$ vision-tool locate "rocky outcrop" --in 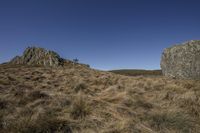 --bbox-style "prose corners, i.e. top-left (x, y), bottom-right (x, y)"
top-left (161, 40), bottom-right (200, 79)
top-left (10, 47), bottom-right (64, 67)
